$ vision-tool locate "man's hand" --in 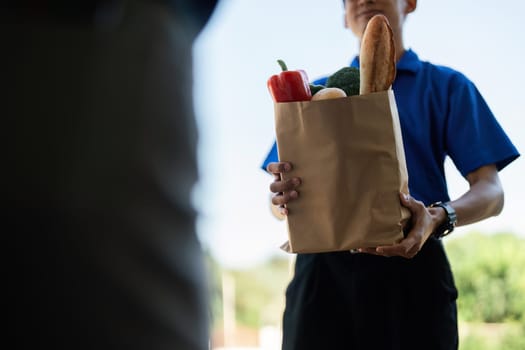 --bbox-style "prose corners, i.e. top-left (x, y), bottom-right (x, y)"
top-left (266, 161), bottom-right (301, 216)
top-left (359, 193), bottom-right (445, 259)
top-left (359, 164), bottom-right (503, 258)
